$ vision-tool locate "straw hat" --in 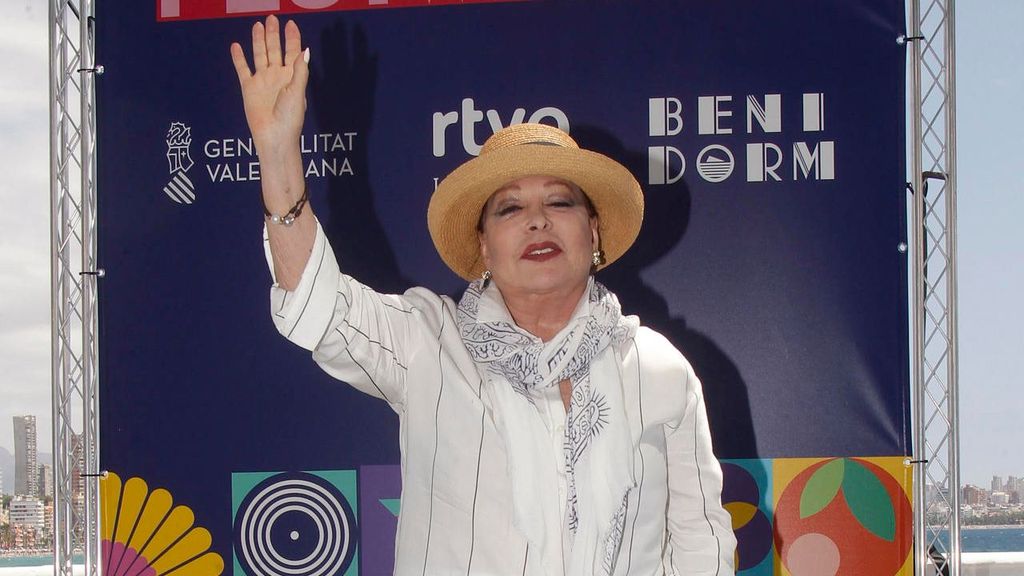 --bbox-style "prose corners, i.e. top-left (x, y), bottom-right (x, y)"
top-left (427, 123), bottom-right (644, 281)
